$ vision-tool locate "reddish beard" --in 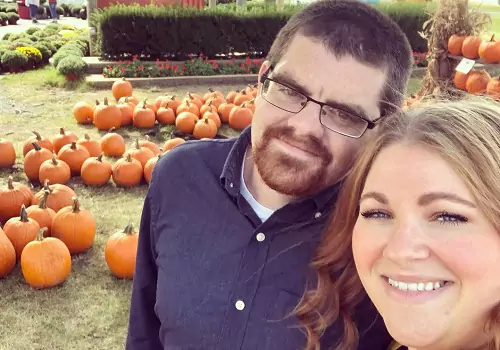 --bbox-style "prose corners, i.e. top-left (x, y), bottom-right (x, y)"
top-left (252, 125), bottom-right (333, 197)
